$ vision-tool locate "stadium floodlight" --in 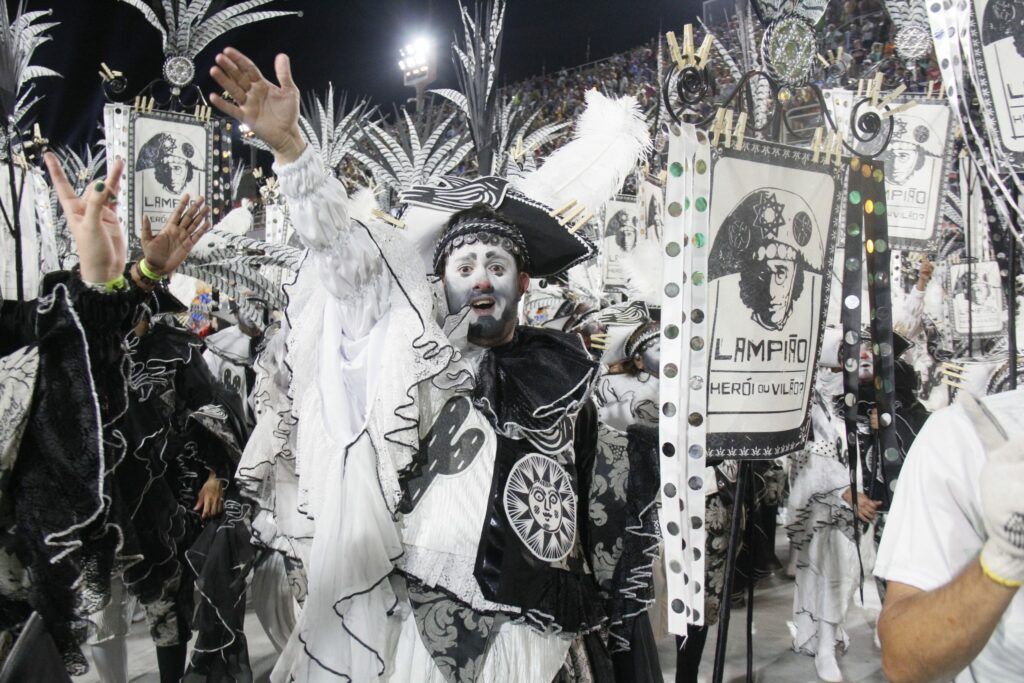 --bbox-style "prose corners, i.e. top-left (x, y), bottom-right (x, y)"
top-left (398, 34), bottom-right (437, 105)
